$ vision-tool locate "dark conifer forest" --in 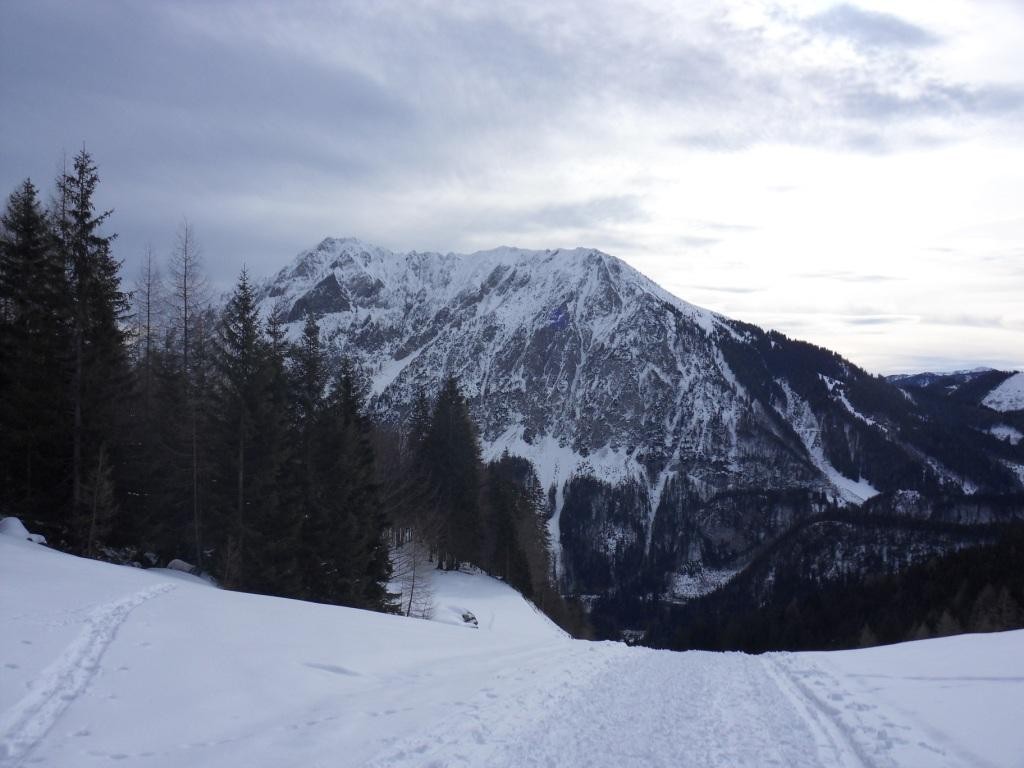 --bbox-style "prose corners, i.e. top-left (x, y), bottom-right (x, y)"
top-left (0, 152), bottom-right (583, 632)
